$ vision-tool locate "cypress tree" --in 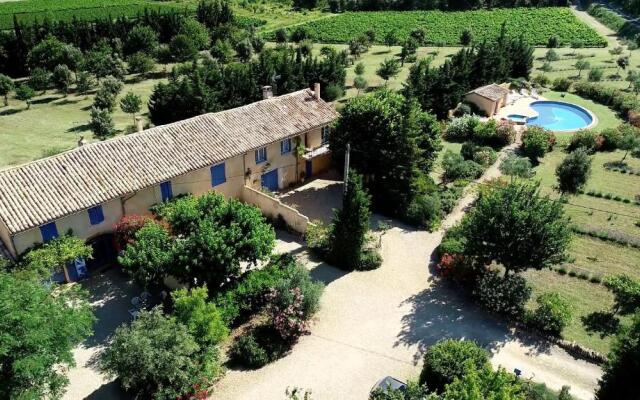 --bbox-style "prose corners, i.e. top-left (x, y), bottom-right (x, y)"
top-left (329, 172), bottom-right (371, 270)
